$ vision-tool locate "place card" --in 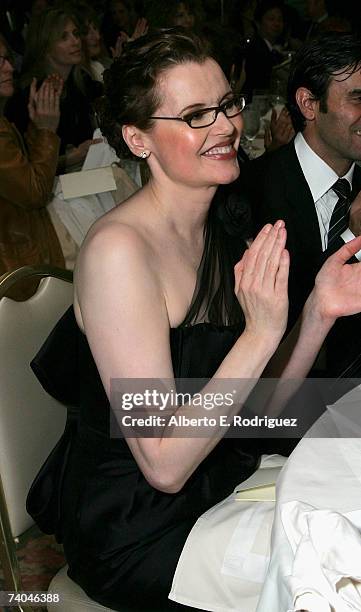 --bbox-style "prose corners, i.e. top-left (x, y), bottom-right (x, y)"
top-left (59, 166), bottom-right (116, 200)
